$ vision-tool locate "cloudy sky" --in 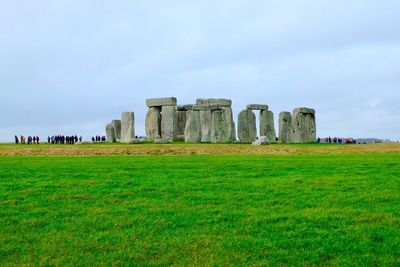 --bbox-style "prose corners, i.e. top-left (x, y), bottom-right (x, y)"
top-left (1, 1), bottom-right (399, 142)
